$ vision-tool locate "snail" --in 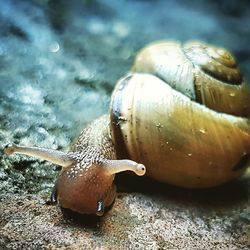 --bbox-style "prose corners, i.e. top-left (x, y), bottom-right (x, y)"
top-left (4, 40), bottom-right (250, 216)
